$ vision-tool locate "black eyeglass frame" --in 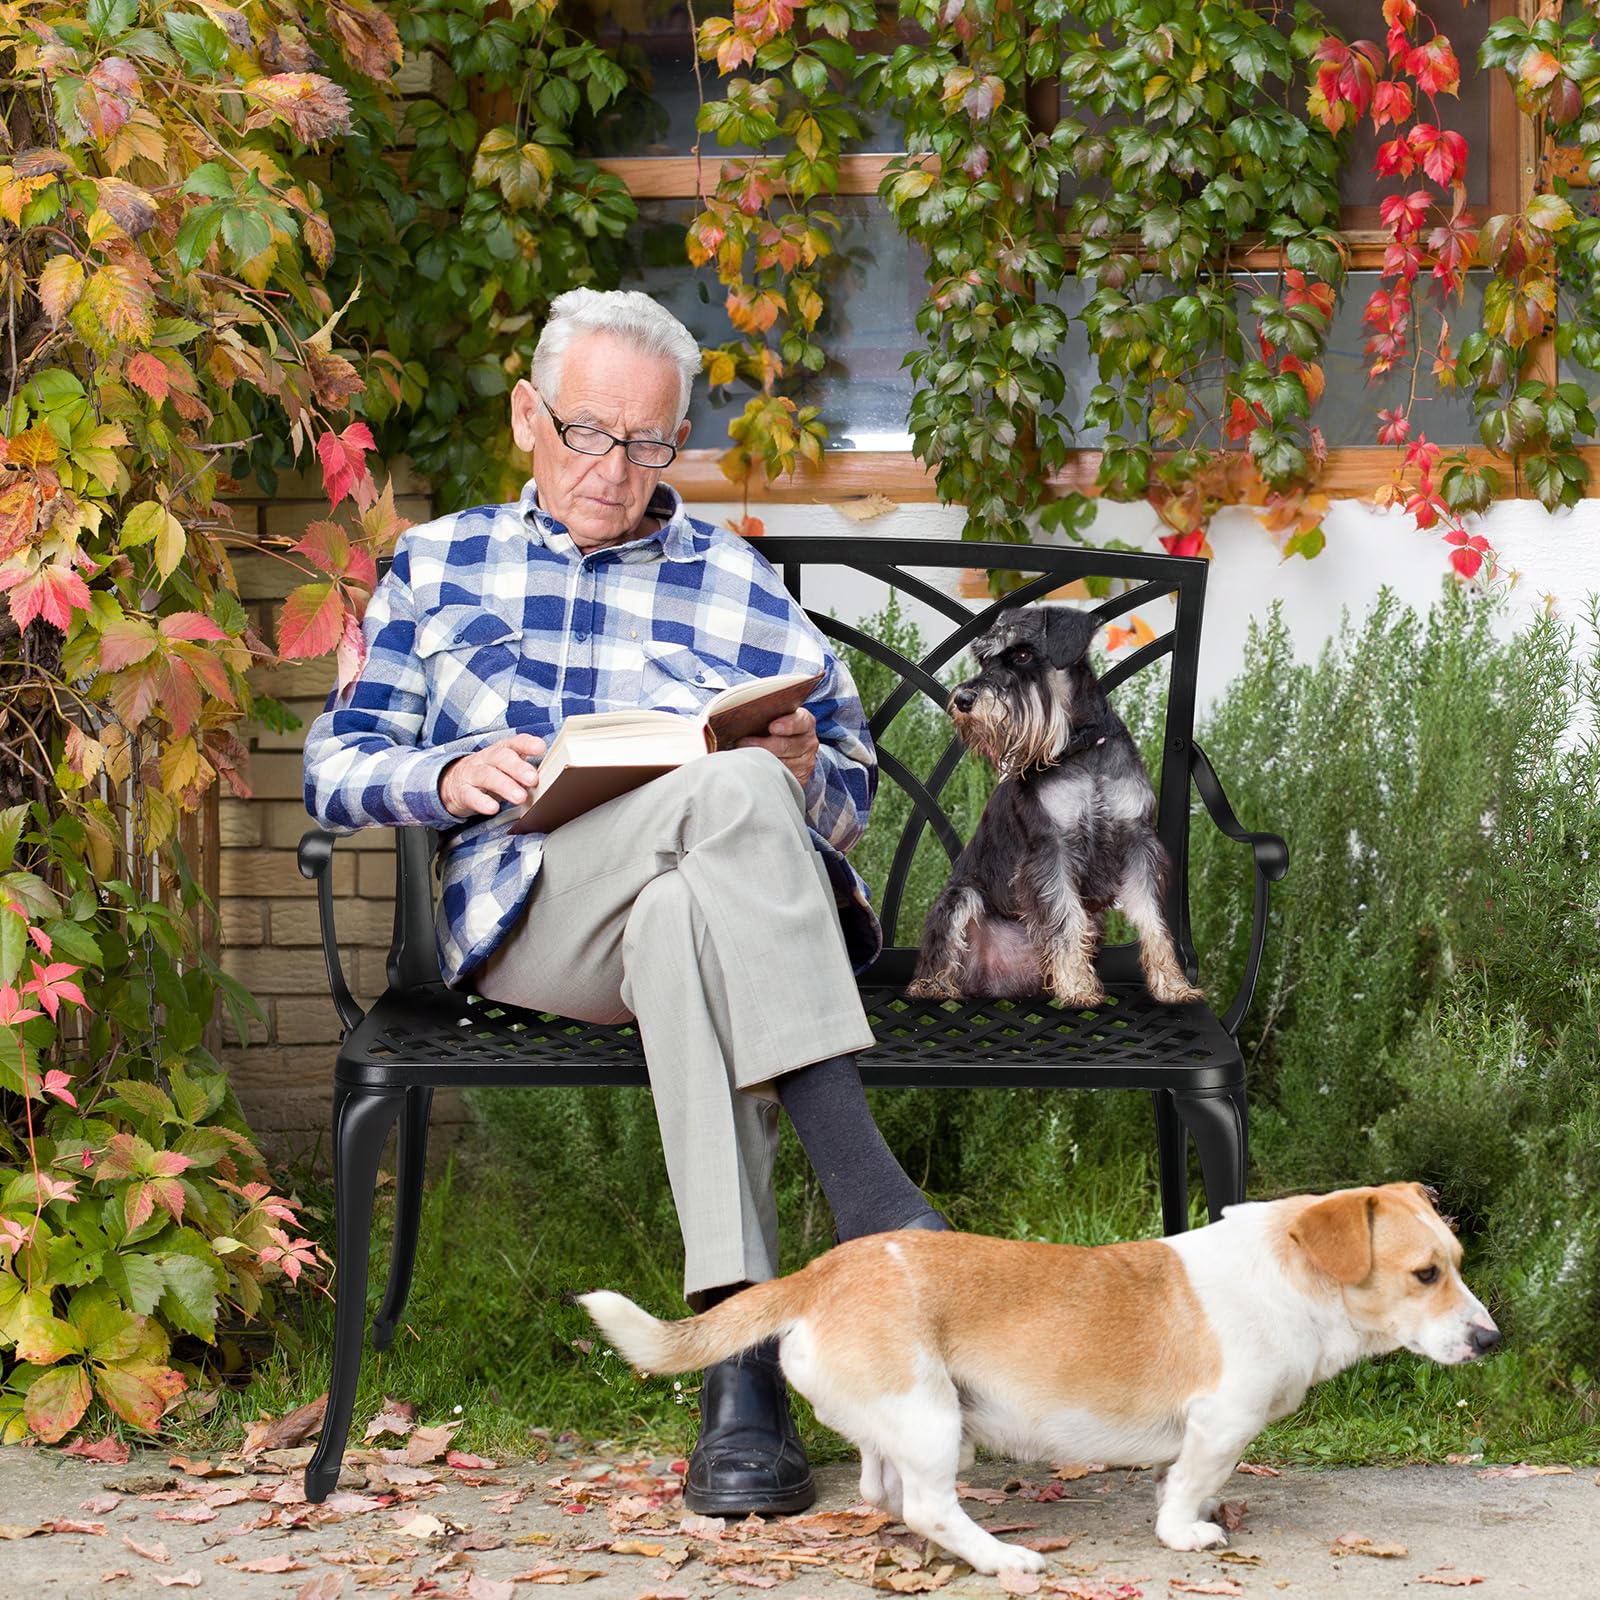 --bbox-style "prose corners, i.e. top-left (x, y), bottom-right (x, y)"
top-left (540, 396), bottom-right (680, 469)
